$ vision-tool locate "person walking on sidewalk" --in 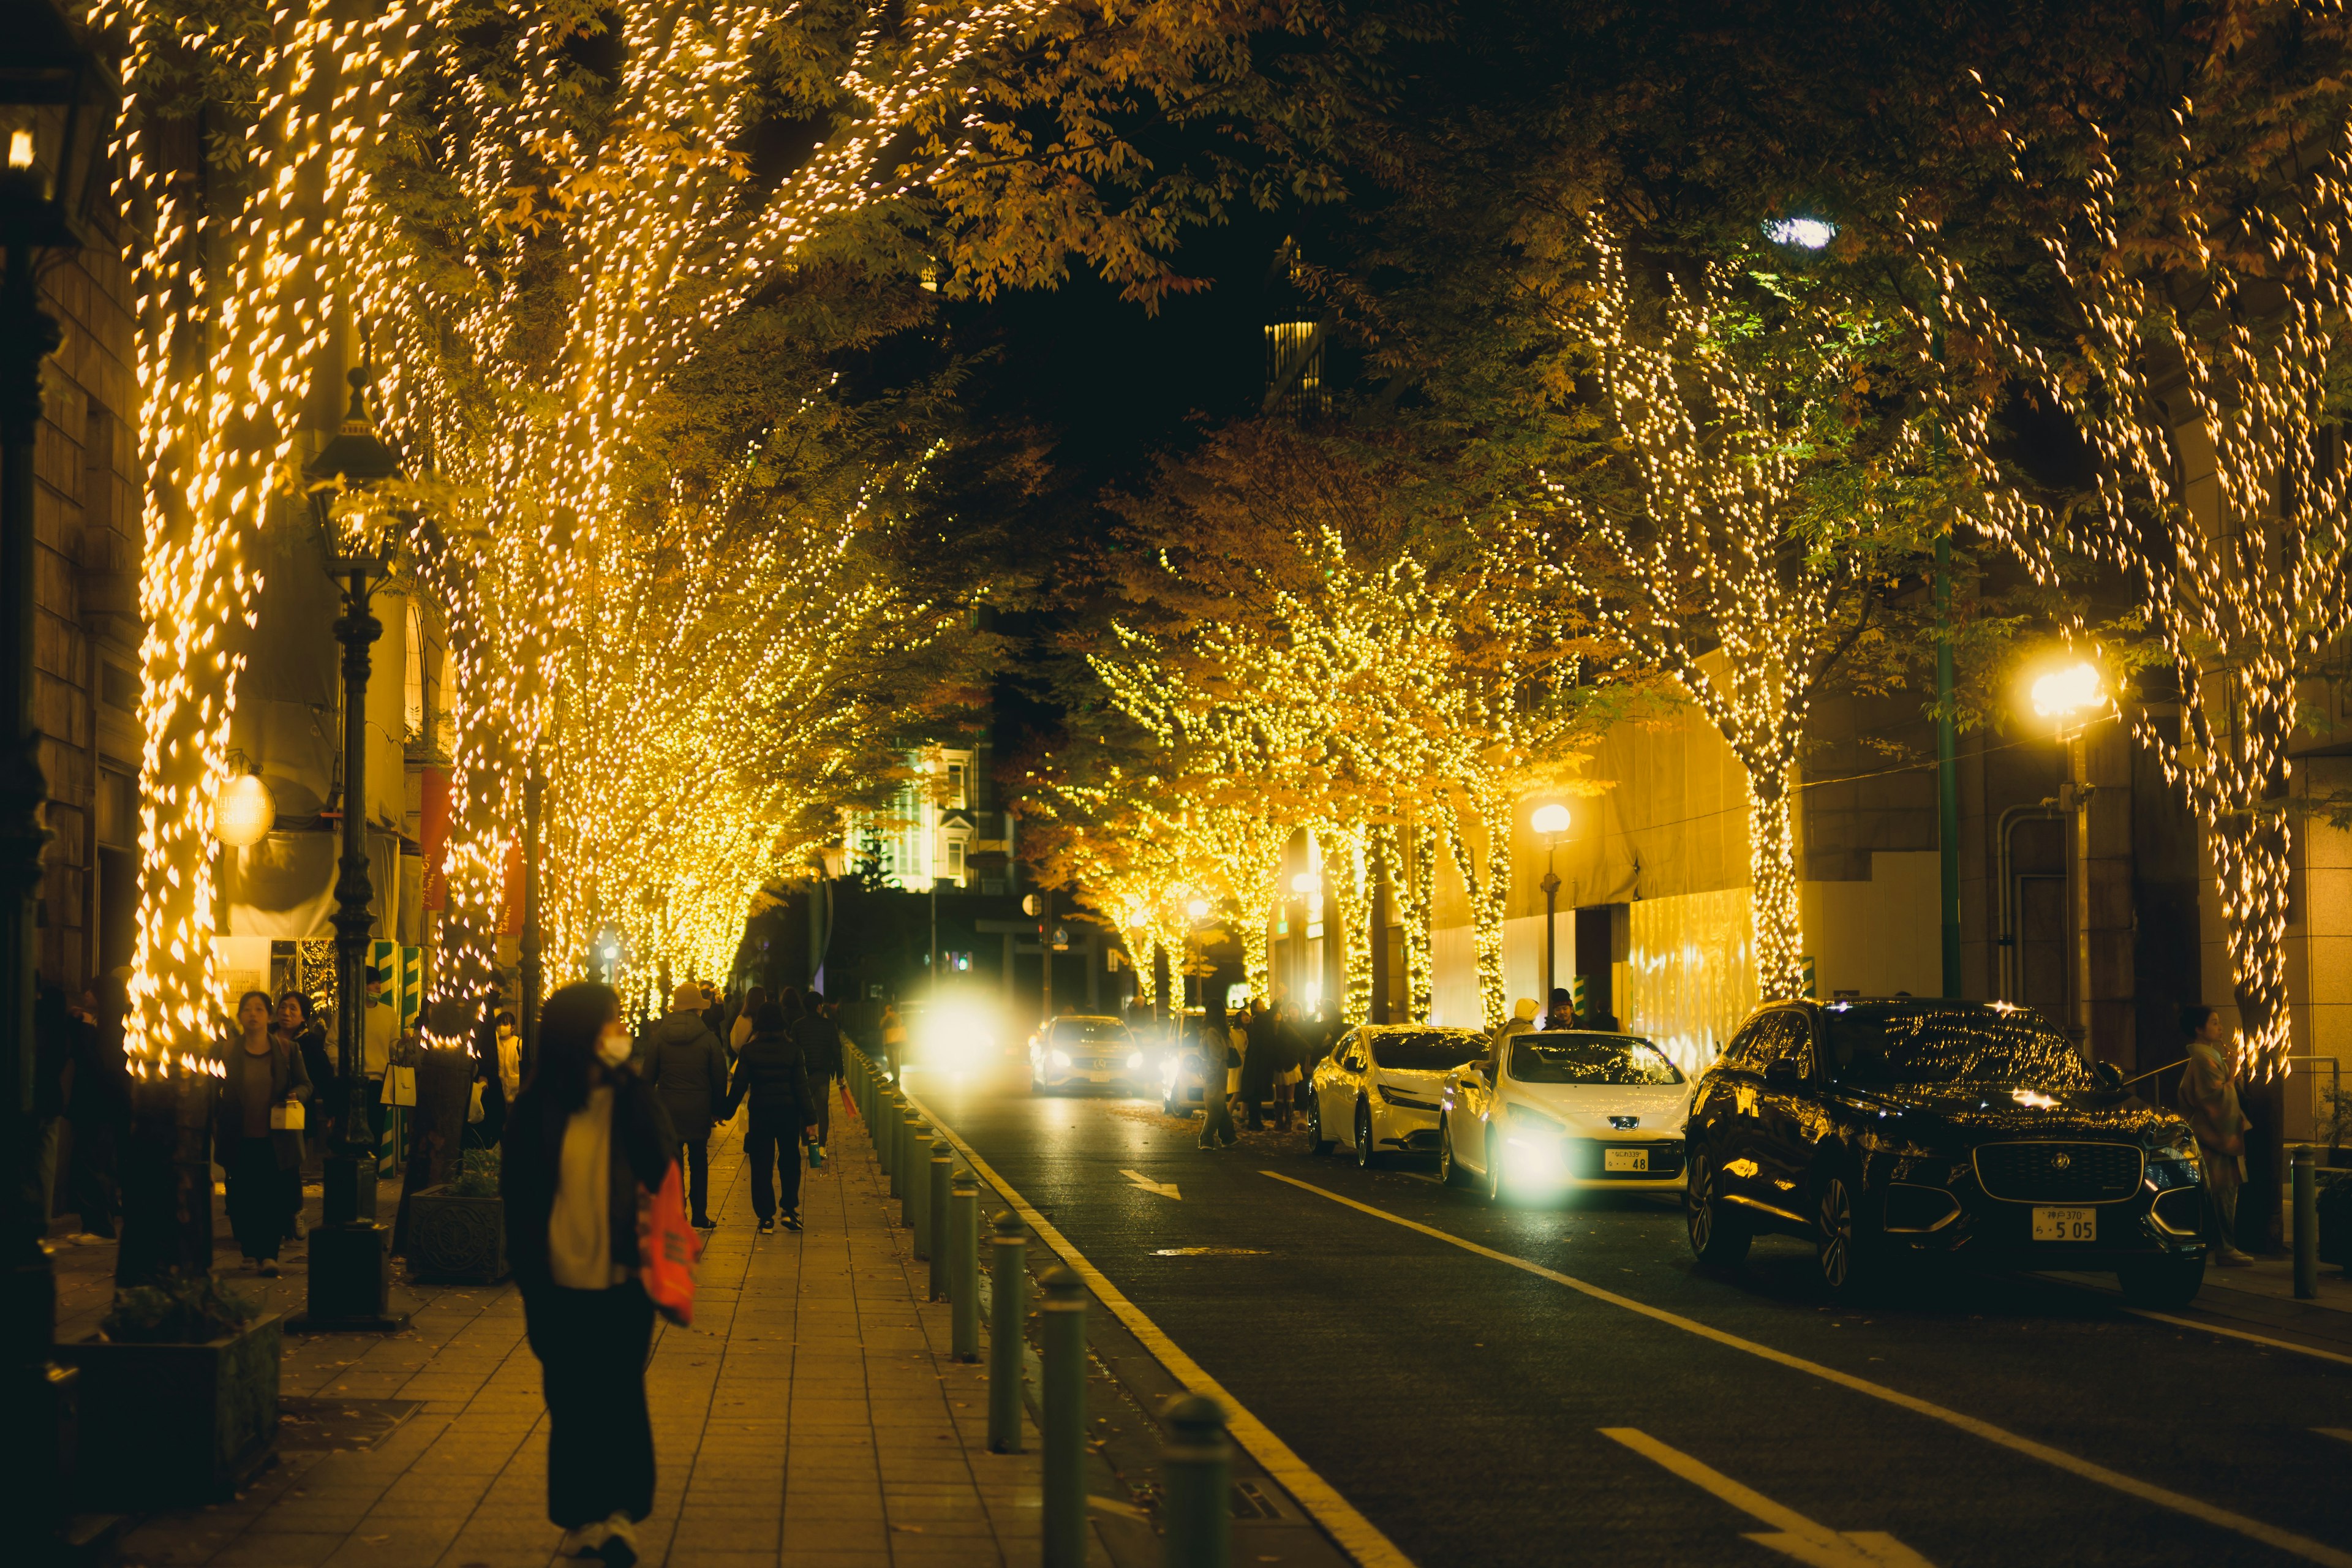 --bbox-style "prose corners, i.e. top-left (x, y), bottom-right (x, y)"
top-left (216, 990), bottom-right (311, 1277)
top-left (503, 981), bottom-right (679, 1568)
top-left (1195, 1017), bottom-right (1240, 1151)
top-left (728, 985), bottom-right (766, 1057)
top-left (723, 1001), bottom-right (818, 1233)
top-left (793, 995), bottom-right (845, 1149)
top-left (2179, 1005), bottom-right (2258, 1267)
top-left (638, 982), bottom-right (730, 1230)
